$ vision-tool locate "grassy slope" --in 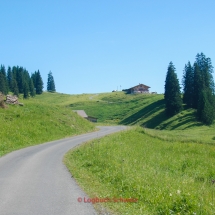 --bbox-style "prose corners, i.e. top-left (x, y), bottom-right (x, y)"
top-left (65, 127), bottom-right (215, 215)
top-left (0, 93), bottom-right (95, 156)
